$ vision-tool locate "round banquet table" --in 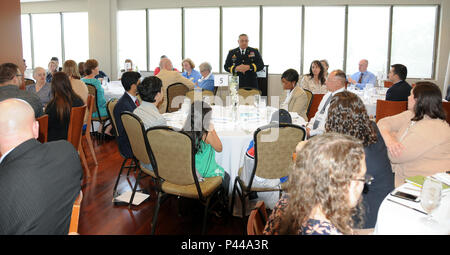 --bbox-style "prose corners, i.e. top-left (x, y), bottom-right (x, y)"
top-left (162, 104), bottom-right (307, 195)
top-left (103, 81), bottom-right (125, 102)
top-left (373, 182), bottom-right (450, 235)
top-left (347, 86), bottom-right (389, 118)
